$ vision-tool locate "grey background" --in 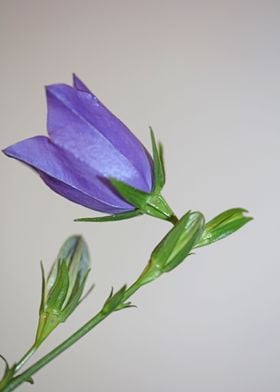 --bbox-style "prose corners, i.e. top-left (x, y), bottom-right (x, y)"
top-left (0, 1), bottom-right (279, 391)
